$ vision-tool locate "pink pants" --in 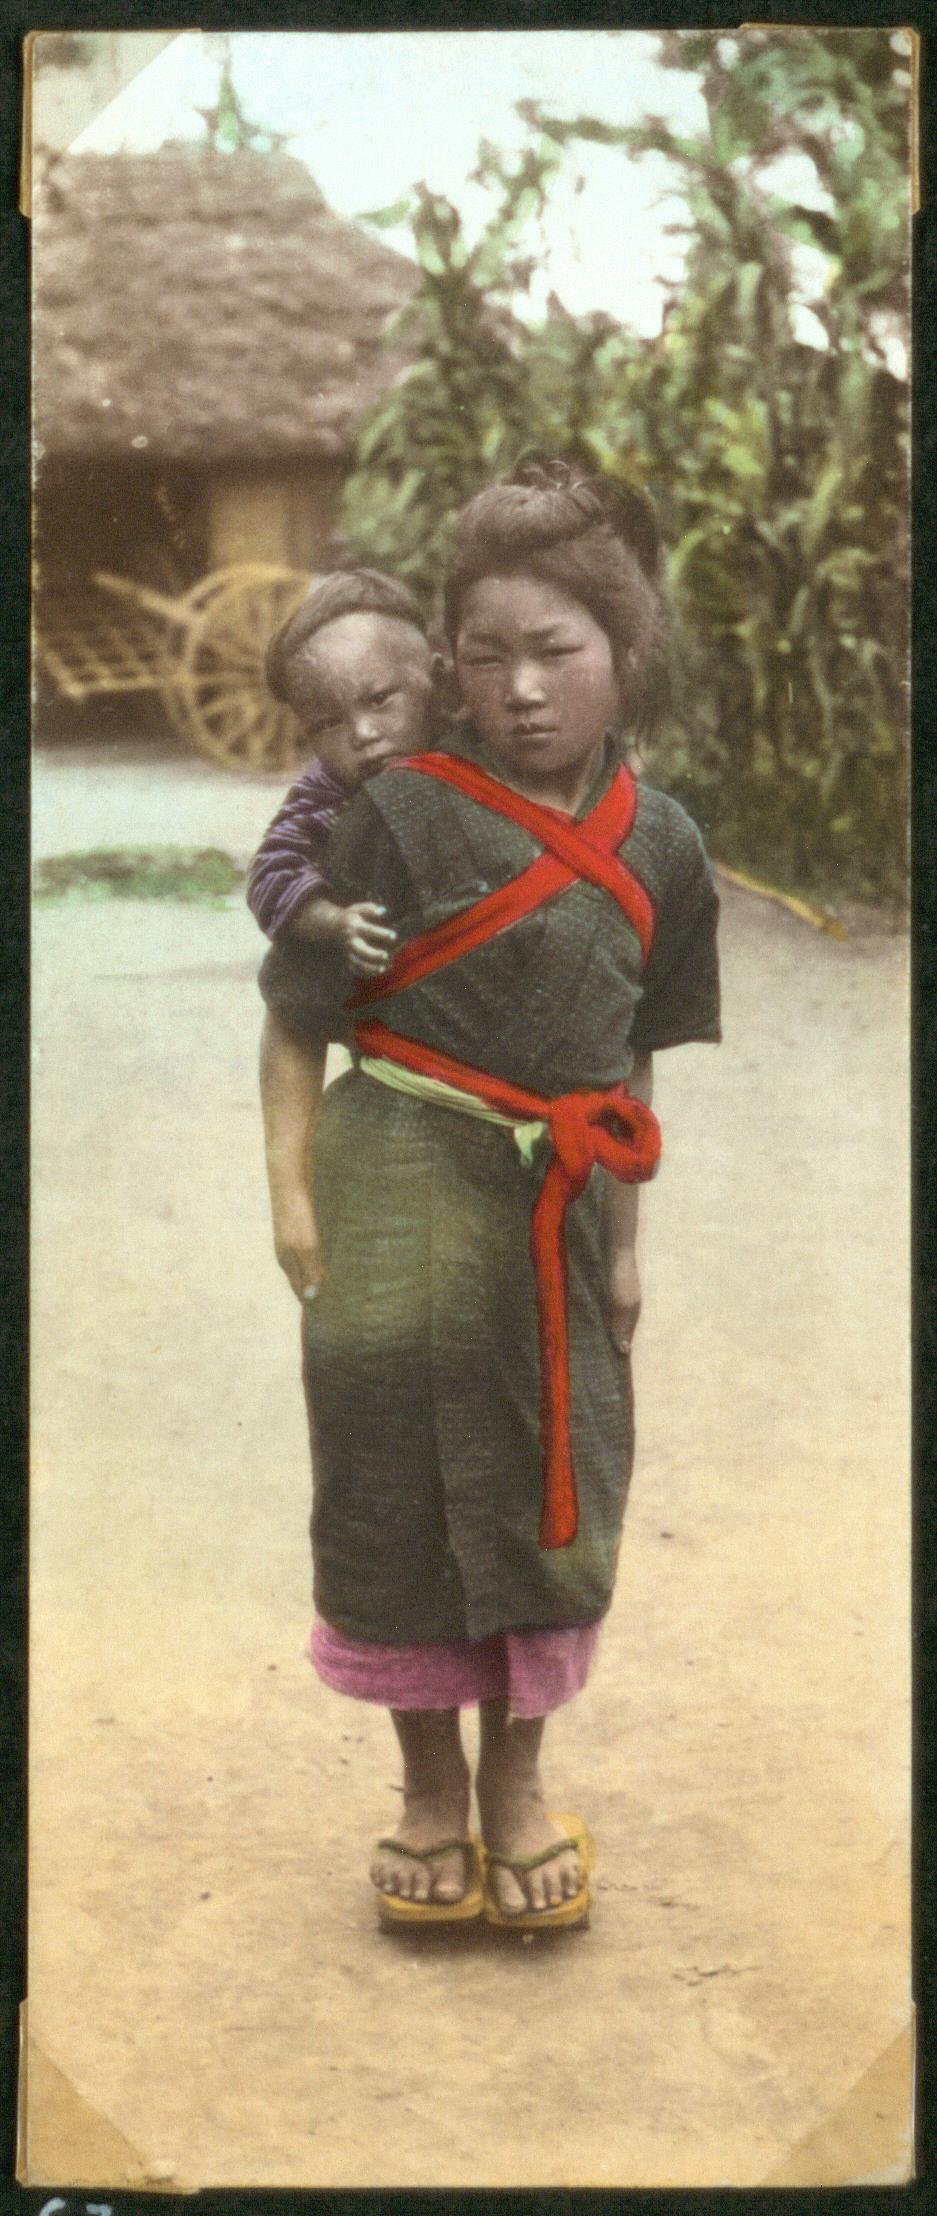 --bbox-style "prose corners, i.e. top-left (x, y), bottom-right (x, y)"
top-left (310, 1616), bottom-right (601, 1721)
